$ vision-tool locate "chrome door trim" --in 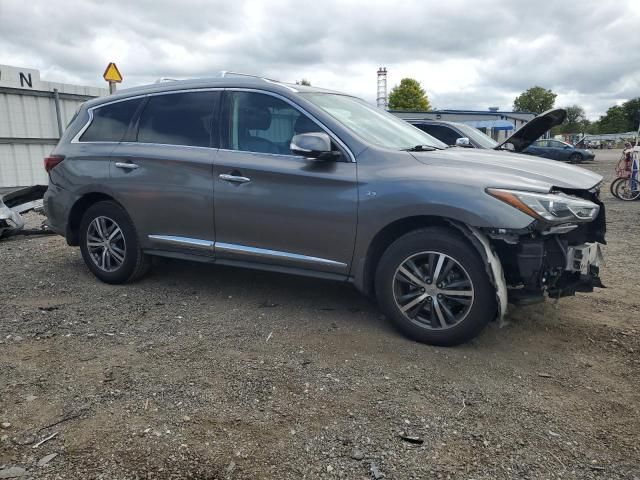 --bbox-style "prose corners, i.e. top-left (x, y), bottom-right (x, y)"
top-left (215, 242), bottom-right (347, 267)
top-left (148, 235), bottom-right (214, 249)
